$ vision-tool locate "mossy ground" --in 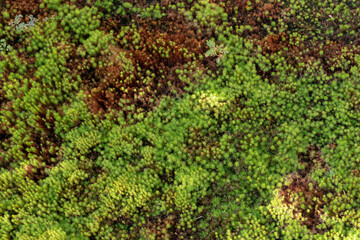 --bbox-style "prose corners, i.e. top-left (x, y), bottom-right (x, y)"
top-left (1, 0), bottom-right (360, 239)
